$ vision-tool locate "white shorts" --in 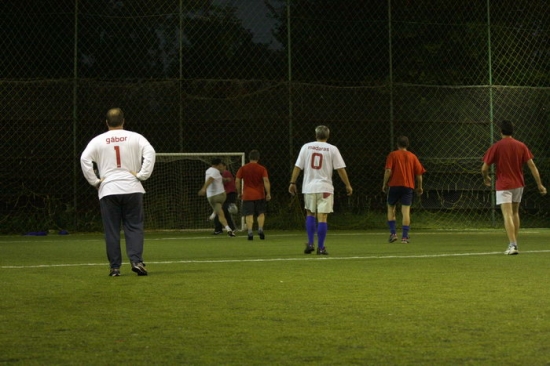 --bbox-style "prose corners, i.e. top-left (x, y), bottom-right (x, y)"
top-left (496, 187), bottom-right (524, 205)
top-left (304, 193), bottom-right (334, 214)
